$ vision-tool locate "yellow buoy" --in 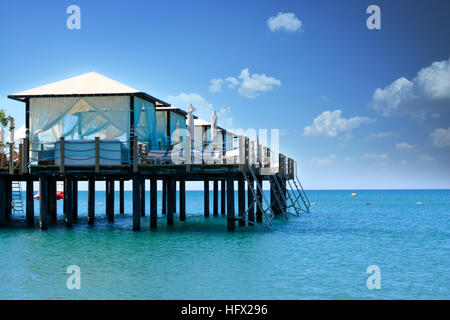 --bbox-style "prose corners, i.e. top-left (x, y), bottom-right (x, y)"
top-left (352, 193), bottom-right (358, 197)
